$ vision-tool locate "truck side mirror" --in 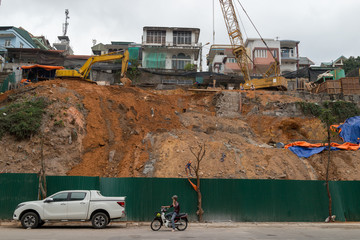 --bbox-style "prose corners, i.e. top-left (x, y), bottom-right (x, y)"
top-left (44, 198), bottom-right (54, 203)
